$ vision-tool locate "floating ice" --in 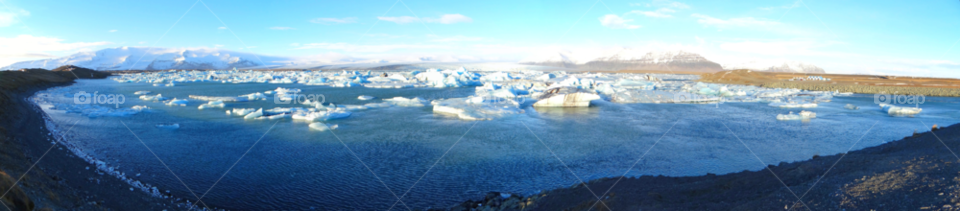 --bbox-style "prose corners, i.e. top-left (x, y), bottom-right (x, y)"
top-left (139, 94), bottom-right (167, 101)
top-left (357, 95), bottom-right (375, 100)
top-left (189, 95), bottom-right (248, 102)
top-left (165, 98), bottom-right (188, 106)
top-left (244, 108), bottom-right (263, 119)
top-left (844, 104), bottom-right (860, 110)
top-left (156, 123), bottom-right (180, 129)
top-left (880, 104), bottom-right (922, 116)
top-left (291, 110), bottom-right (351, 121)
top-left (308, 123), bottom-right (338, 131)
top-left (134, 91), bottom-right (152, 95)
top-left (777, 110), bottom-right (816, 121)
top-left (532, 87), bottom-right (601, 107)
top-left (432, 97), bottom-right (523, 120)
top-left (198, 101), bottom-right (225, 109)
top-left (768, 102), bottom-right (818, 108)
top-left (231, 108), bottom-right (255, 116)
top-left (384, 97), bottom-right (430, 107)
